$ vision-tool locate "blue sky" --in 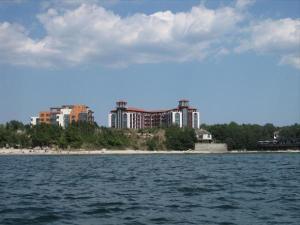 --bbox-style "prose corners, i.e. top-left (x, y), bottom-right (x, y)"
top-left (0, 0), bottom-right (299, 126)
